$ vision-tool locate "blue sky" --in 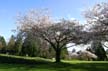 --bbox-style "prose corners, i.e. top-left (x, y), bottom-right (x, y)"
top-left (0, 0), bottom-right (107, 41)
